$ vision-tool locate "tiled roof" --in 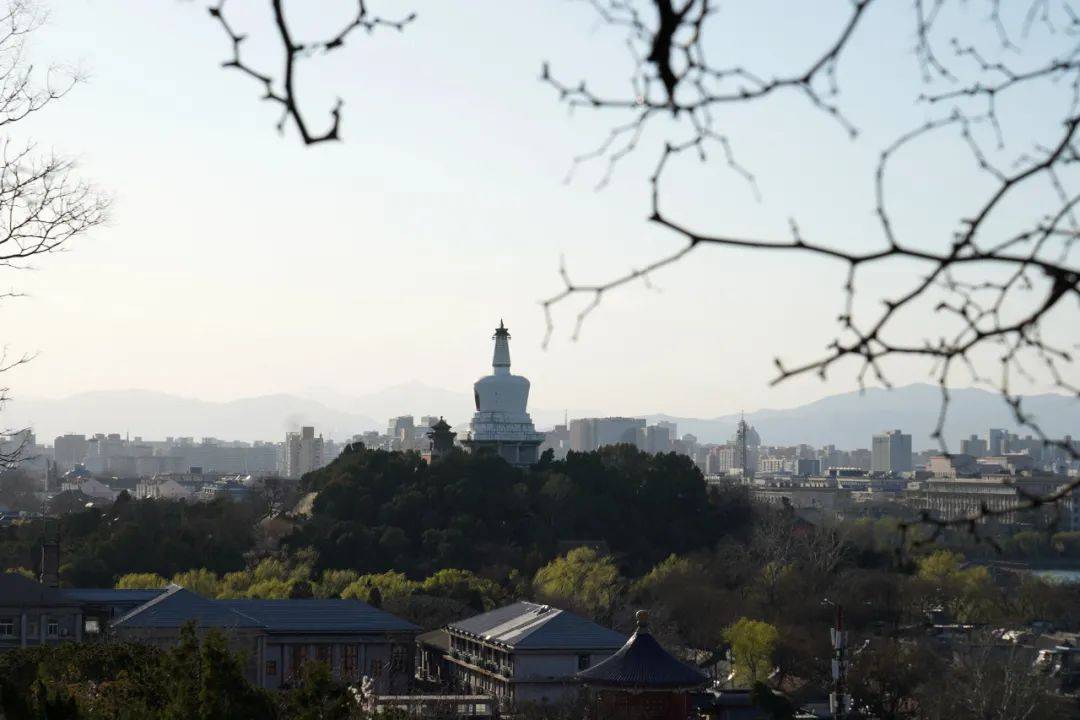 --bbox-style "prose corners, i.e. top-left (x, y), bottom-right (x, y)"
top-left (61, 588), bottom-right (166, 605)
top-left (0, 573), bottom-right (77, 607)
top-left (418, 628), bottom-right (450, 651)
top-left (449, 601), bottom-right (626, 650)
top-left (112, 585), bottom-right (416, 634)
top-left (576, 618), bottom-right (708, 689)
top-left (221, 599), bottom-right (417, 634)
top-left (112, 586), bottom-right (264, 629)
